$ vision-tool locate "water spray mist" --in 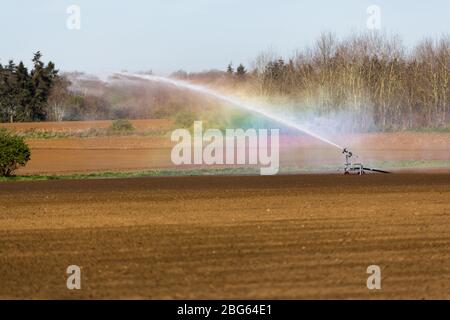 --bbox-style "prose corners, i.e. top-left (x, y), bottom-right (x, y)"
top-left (115, 73), bottom-right (390, 174)
top-left (115, 73), bottom-right (343, 150)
